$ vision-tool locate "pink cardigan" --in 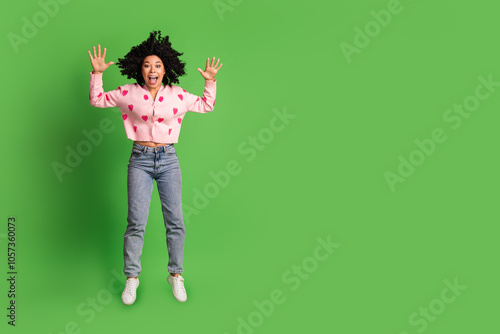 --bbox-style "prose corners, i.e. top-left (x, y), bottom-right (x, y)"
top-left (89, 72), bottom-right (216, 143)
